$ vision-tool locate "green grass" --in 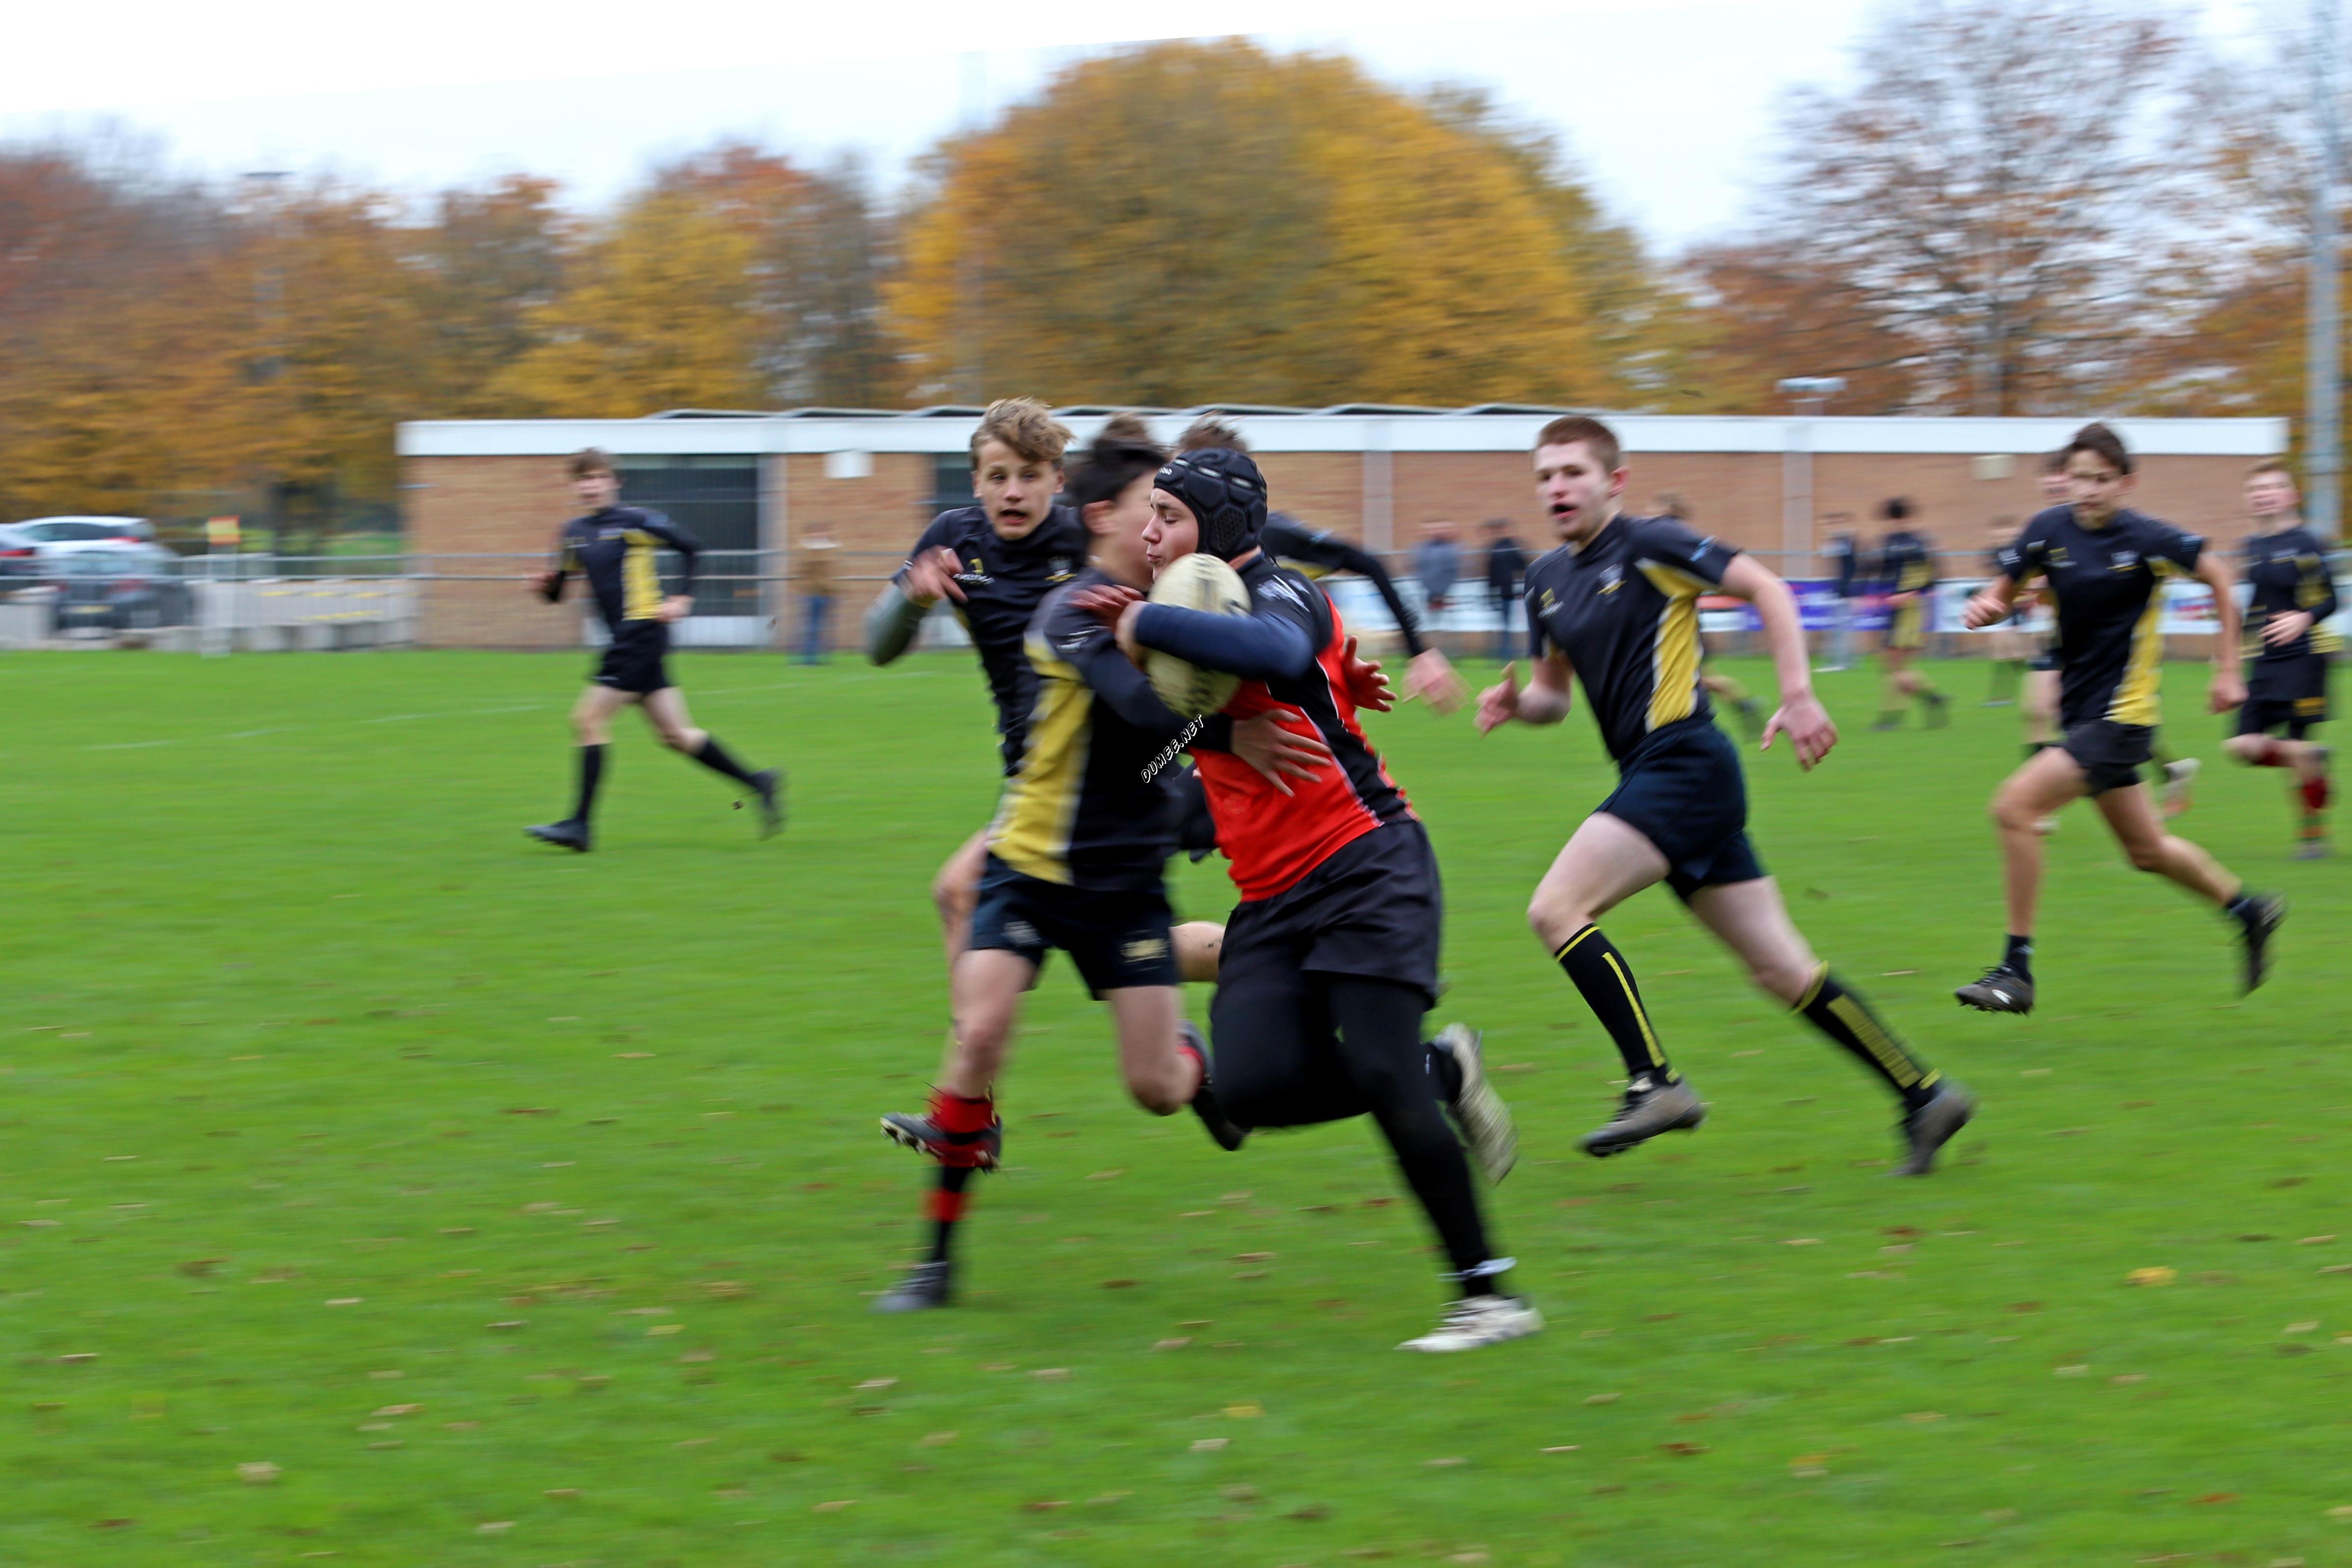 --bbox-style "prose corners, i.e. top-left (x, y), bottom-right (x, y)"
top-left (1, 649), bottom-right (2348, 1567)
